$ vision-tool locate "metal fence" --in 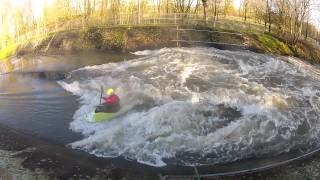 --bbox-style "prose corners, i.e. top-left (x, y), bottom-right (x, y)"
top-left (13, 13), bottom-right (251, 48)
